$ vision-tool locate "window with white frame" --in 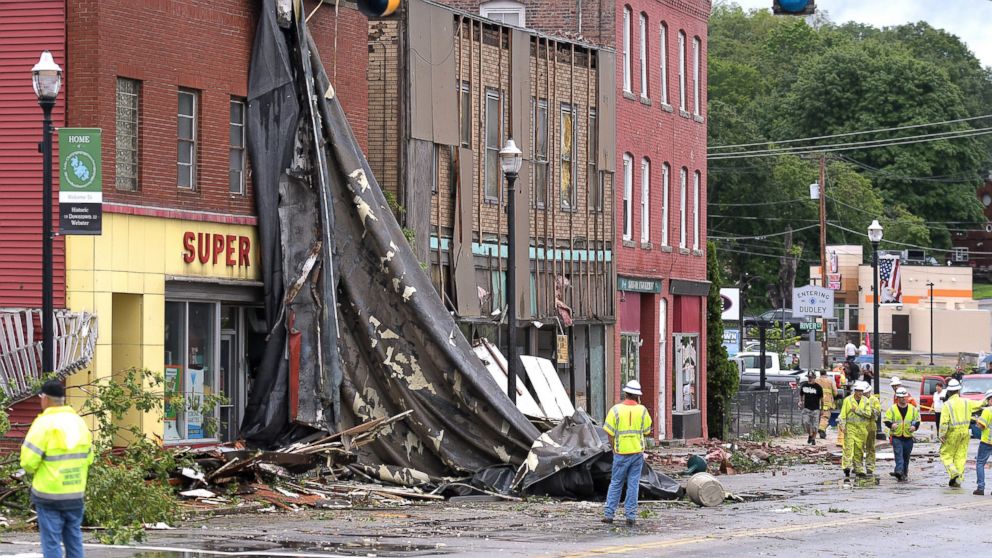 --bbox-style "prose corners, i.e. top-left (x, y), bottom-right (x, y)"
top-left (484, 88), bottom-right (501, 201)
top-left (115, 78), bottom-right (140, 191)
top-left (692, 37), bottom-right (701, 116)
top-left (623, 154), bottom-right (633, 241)
top-left (229, 98), bottom-right (246, 195)
top-left (588, 109), bottom-right (603, 212)
top-left (678, 31), bottom-right (686, 111)
top-left (662, 163), bottom-right (670, 246)
top-left (640, 158), bottom-right (650, 243)
top-left (639, 13), bottom-right (648, 98)
top-left (622, 7), bottom-right (632, 93)
top-left (693, 170), bottom-right (701, 250)
top-left (659, 23), bottom-right (669, 105)
top-left (178, 89), bottom-right (198, 190)
top-left (679, 167), bottom-right (687, 248)
top-left (954, 247), bottom-right (969, 262)
top-left (480, 1), bottom-right (526, 27)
